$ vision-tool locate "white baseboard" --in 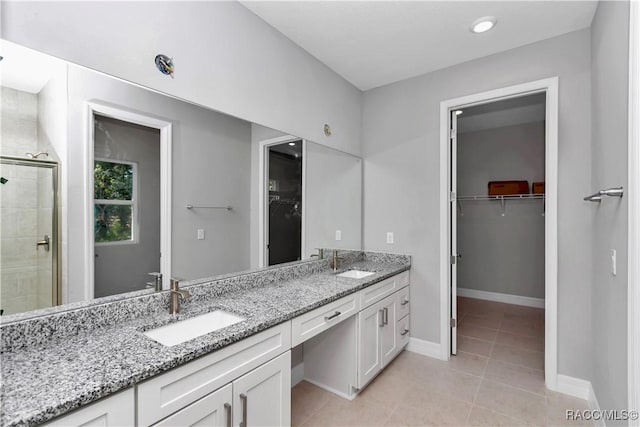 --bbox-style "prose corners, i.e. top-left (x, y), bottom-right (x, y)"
top-left (588, 382), bottom-right (605, 427)
top-left (302, 377), bottom-right (357, 401)
top-left (458, 288), bottom-right (545, 309)
top-left (291, 362), bottom-right (304, 387)
top-left (407, 337), bottom-right (447, 360)
top-left (557, 374), bottom-right (591, 400)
